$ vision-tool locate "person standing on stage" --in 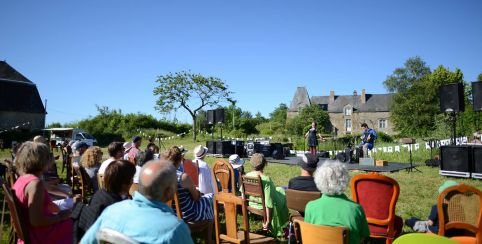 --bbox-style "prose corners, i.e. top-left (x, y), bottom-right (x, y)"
top-left (358, 123), bottom-right (377, 158)
top-left (305, 121), bottom-right (322, 155)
